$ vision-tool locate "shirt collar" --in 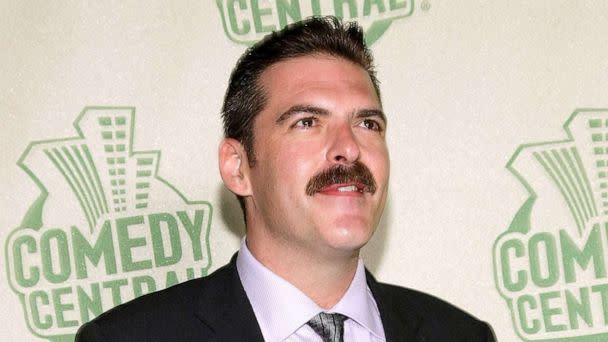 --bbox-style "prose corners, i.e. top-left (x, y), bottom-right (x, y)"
top-left (236, 239), bottom-right (384, 341)
top-left (332, 257), bottom-right (385, 338)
